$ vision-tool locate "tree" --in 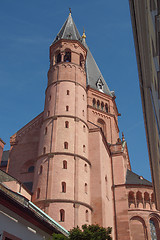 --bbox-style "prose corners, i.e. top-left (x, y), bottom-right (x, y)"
top-left (52, 224), bottom-right (112, 240)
